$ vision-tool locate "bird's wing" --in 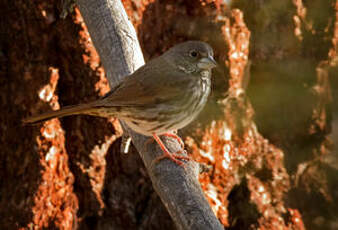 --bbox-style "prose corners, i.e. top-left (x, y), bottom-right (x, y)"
top-left (96, 58), bottom-right (190, 107)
